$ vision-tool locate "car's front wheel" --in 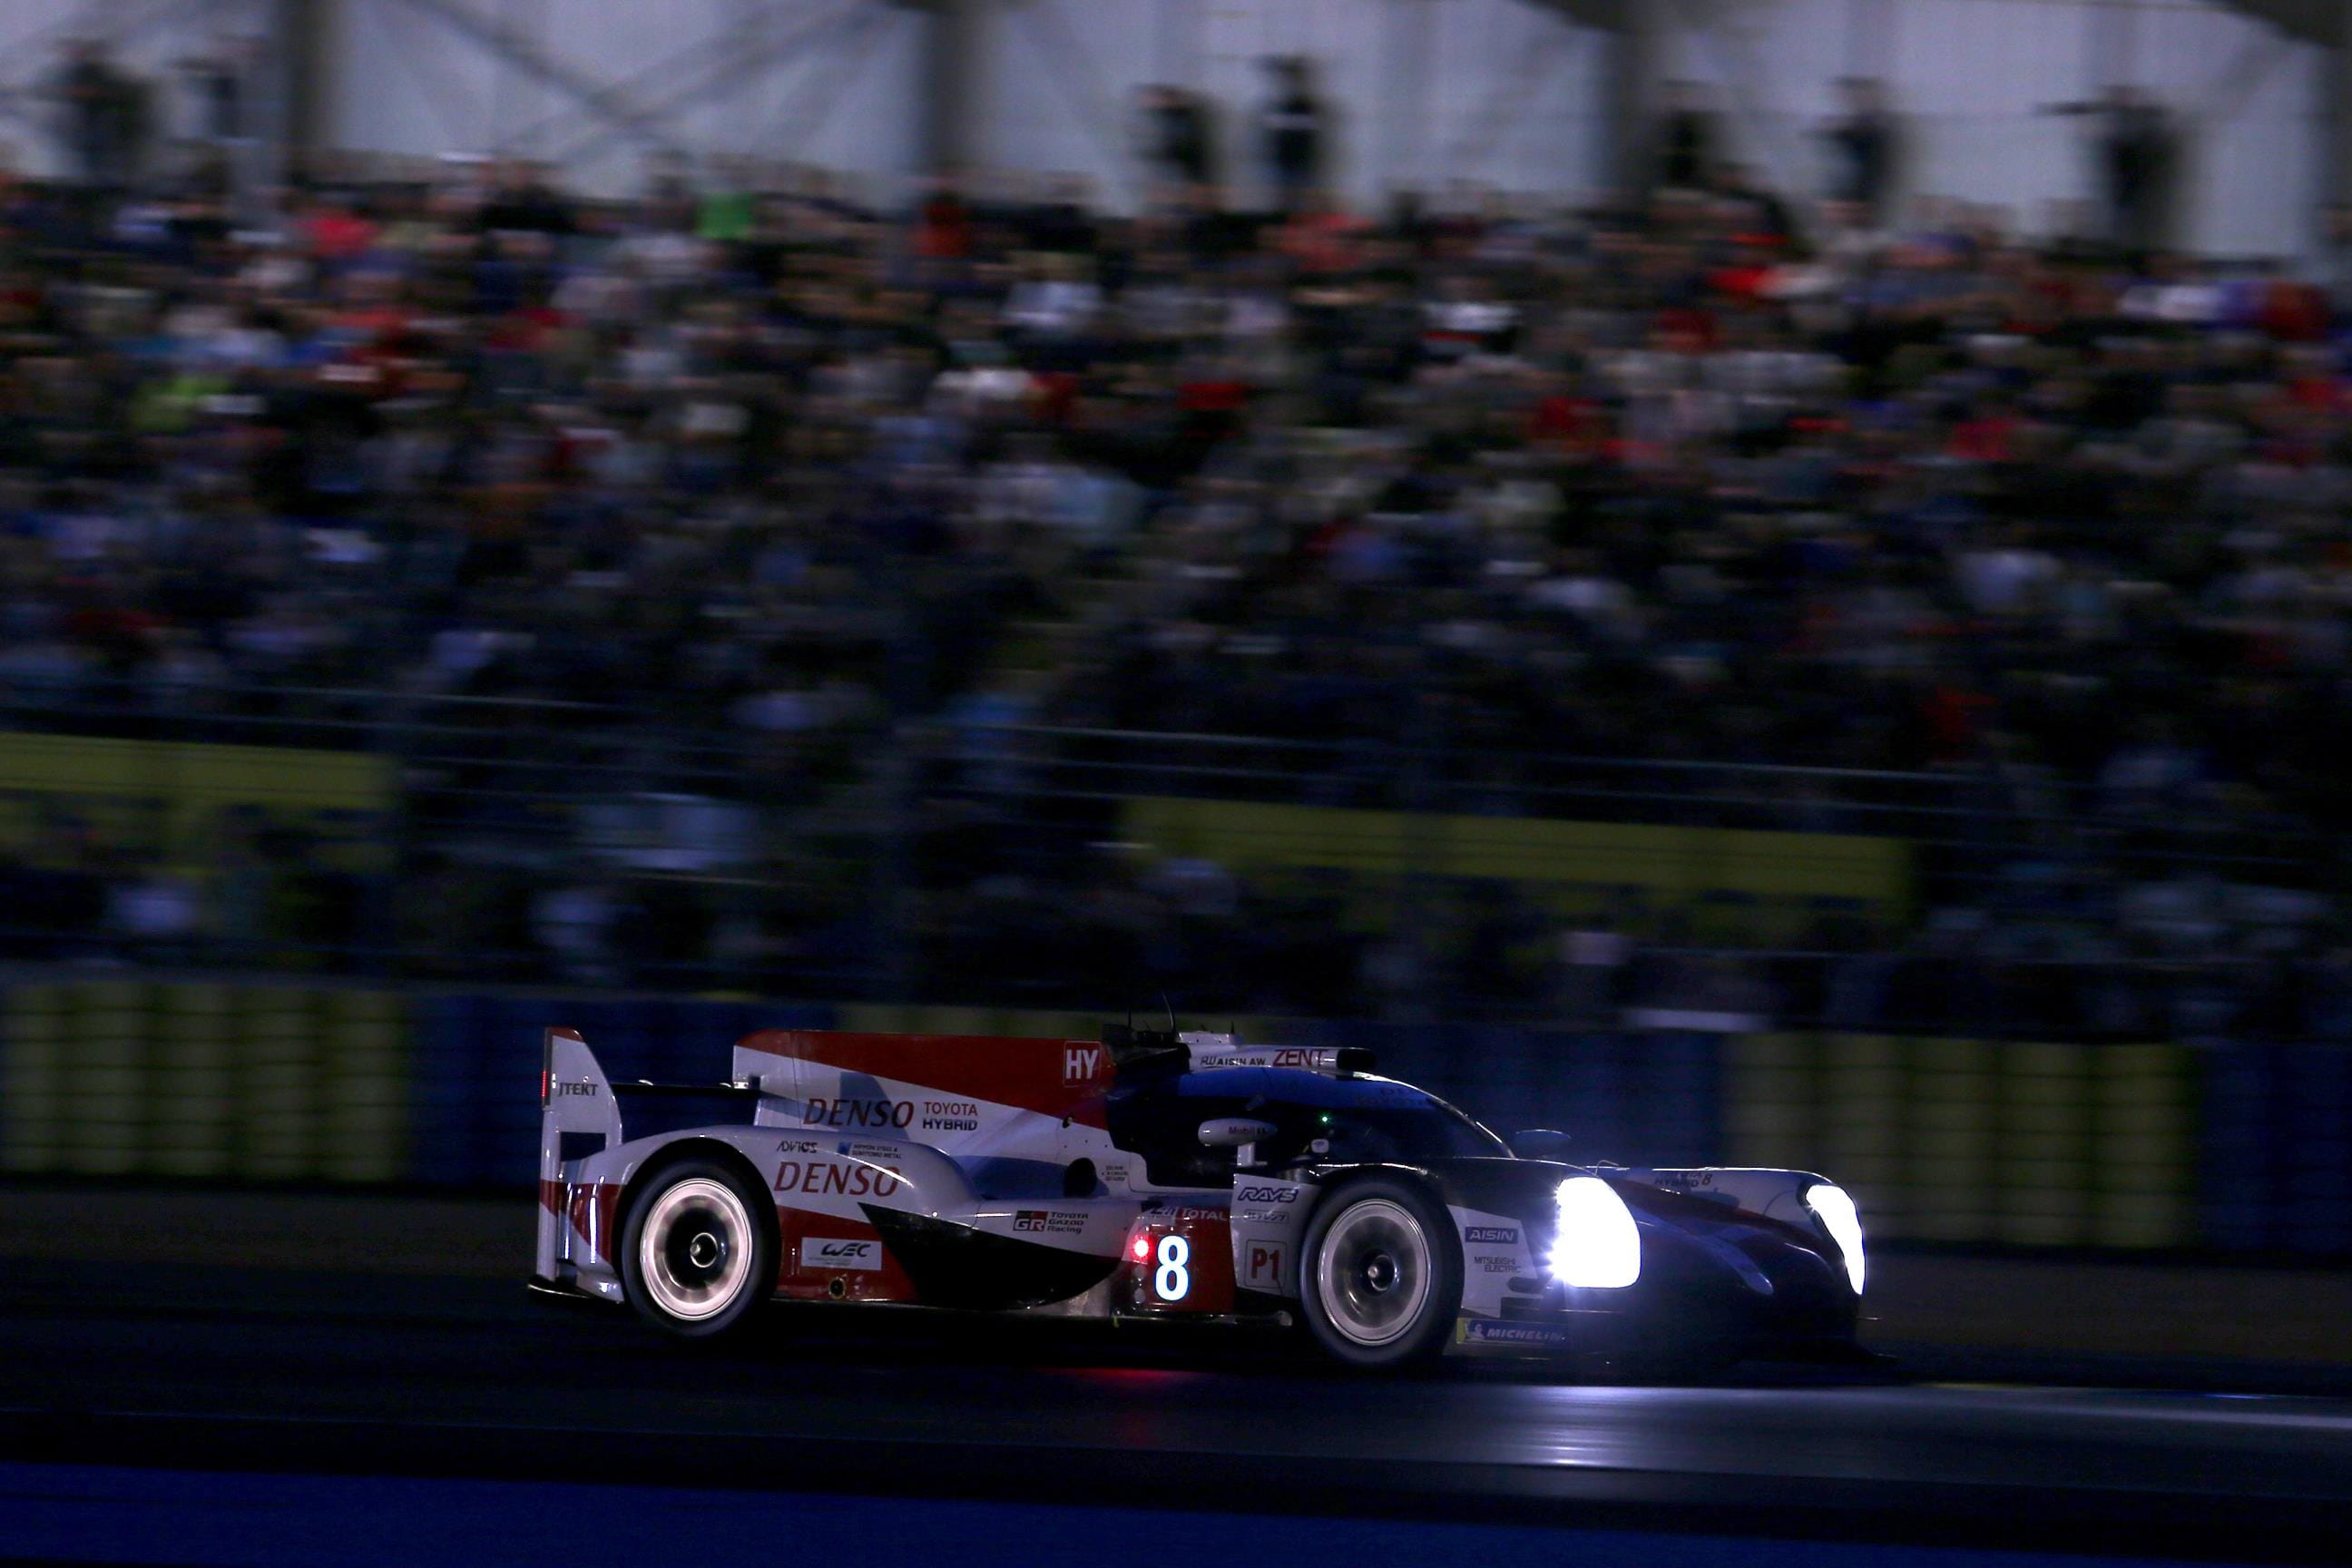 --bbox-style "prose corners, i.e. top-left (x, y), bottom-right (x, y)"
top-left (619, 1159), bottom-right (776, 1338)
top-left (1298, 1176), bottom-right (1463, 1369)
